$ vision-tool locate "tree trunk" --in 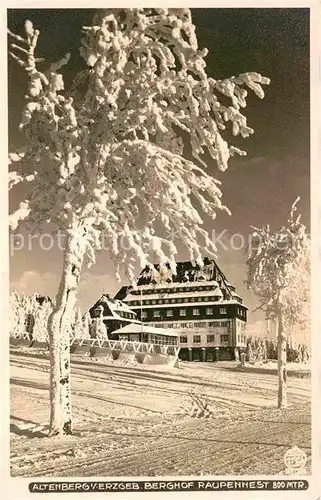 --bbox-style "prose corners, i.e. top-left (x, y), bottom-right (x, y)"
top-left (48, 229), bottom-right (84, 436)
top-left (277, 311), bottom-right (287, 408)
